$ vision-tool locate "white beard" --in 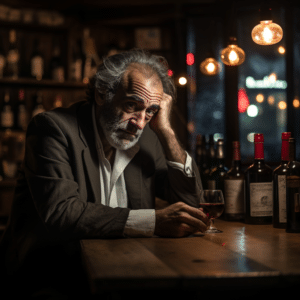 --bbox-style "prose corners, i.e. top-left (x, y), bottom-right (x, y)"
top-left (99, 106), bottom-right (143, 151)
